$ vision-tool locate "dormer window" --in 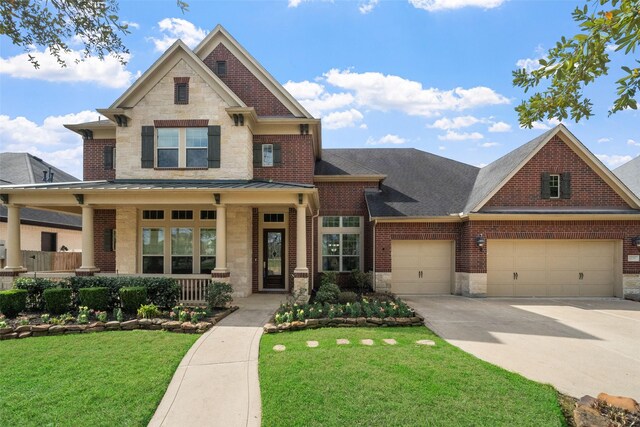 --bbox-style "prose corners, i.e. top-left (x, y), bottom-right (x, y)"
top-left (541, 172), bottom-right (571, 199)
top-left (174, 77), bottom-right (190, 104)
top-left (215, 61), bottom-right (227, 77)
top-left (549, 174), bottom-right (560, 198)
